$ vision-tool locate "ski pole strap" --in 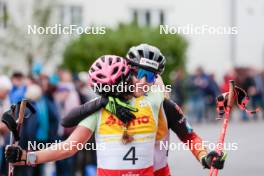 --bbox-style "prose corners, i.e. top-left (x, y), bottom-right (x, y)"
top-left (235, 86), bottom-right (260, 114)
top-left (216, 86), bottom-right (260, 118)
